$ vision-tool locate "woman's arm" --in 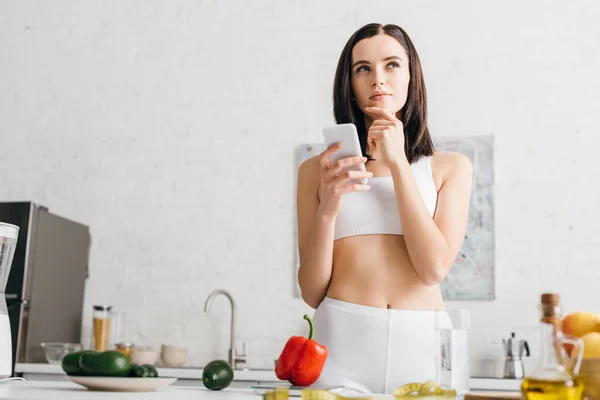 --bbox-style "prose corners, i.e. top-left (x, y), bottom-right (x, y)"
top-left (364, 106), bottom-right (473, 286)
top-left (390, 152), bottom-right (473, 285)
top-left (296, 157), bottom-right (337, 309)
top-left (296, 148), bottom-right (372, 308)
